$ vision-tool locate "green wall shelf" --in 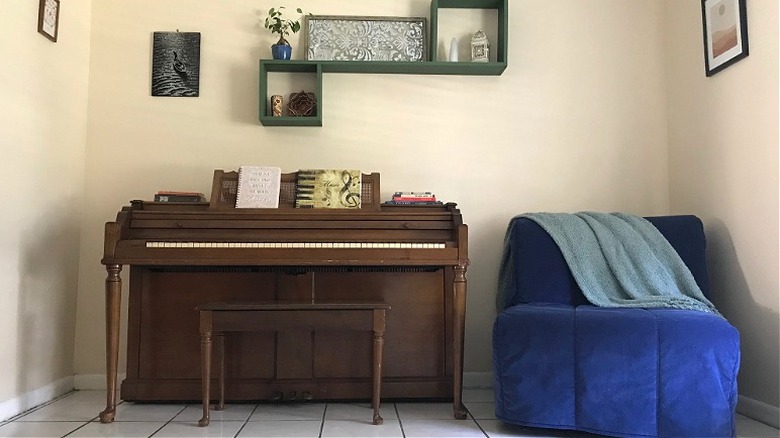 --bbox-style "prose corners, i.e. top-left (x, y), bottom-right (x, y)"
top-left (430, 0), bottom-right (508, 66)
top-left (259, 0), bottom-right (508, 126)
top-left (259, 62), bottom-right (323, 127)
